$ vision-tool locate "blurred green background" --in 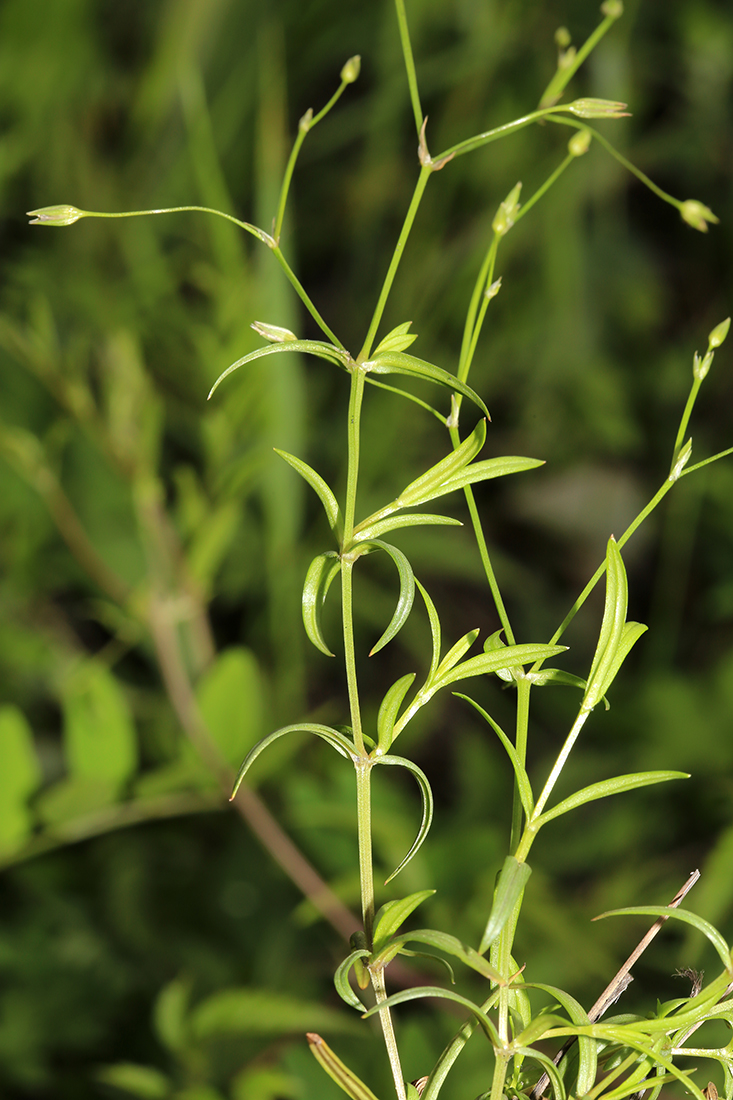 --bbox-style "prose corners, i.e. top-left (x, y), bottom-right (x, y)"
top-left (0, 1), bottom-right (732, 1097)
